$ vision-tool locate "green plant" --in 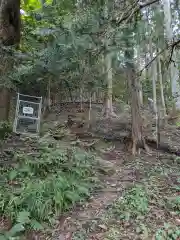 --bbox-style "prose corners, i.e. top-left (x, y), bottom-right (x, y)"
top-left (0, 122), bottom-right (12, 140)
top-left (166, 178), bottom-right (180, 214)
top-left (0, 145), bottom-right (98, 237)
top-left (166, 195), bottom-right (180, 213)
top-left (155, 224), bottom-right (180, 240)
top-left (111, 185), bottom-right (149, 221)
top-left (0, 211), bottom-right (43, 240)
top-left (104, 227), bottom-right (120, 240)
top-left (72, 230), bottom-right (87, 240)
